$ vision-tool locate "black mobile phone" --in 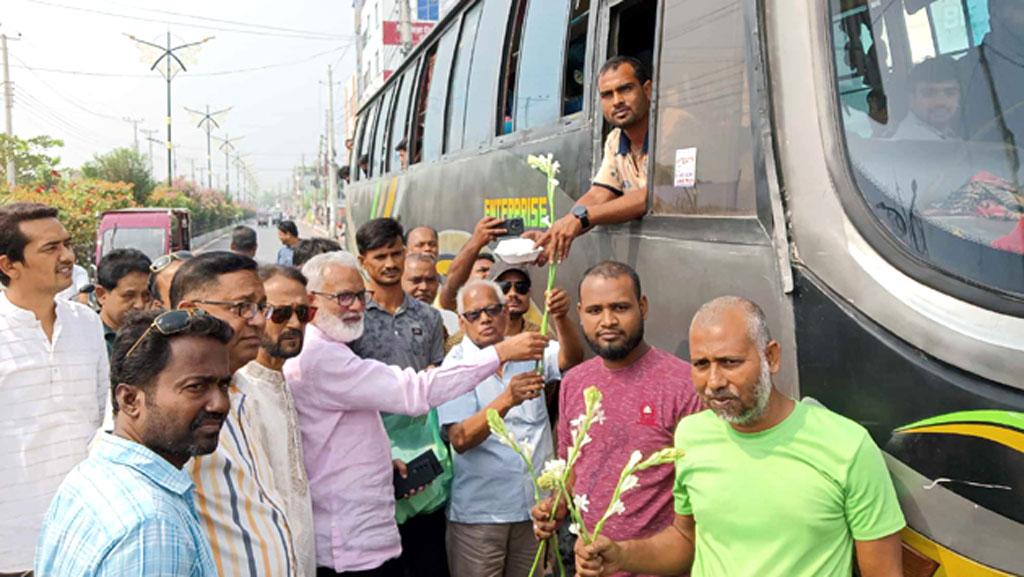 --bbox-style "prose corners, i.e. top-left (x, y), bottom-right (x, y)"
top-left (502, 217), bottom-right (525, 237)
top-left (393, 450), bottom-right (444, 498)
